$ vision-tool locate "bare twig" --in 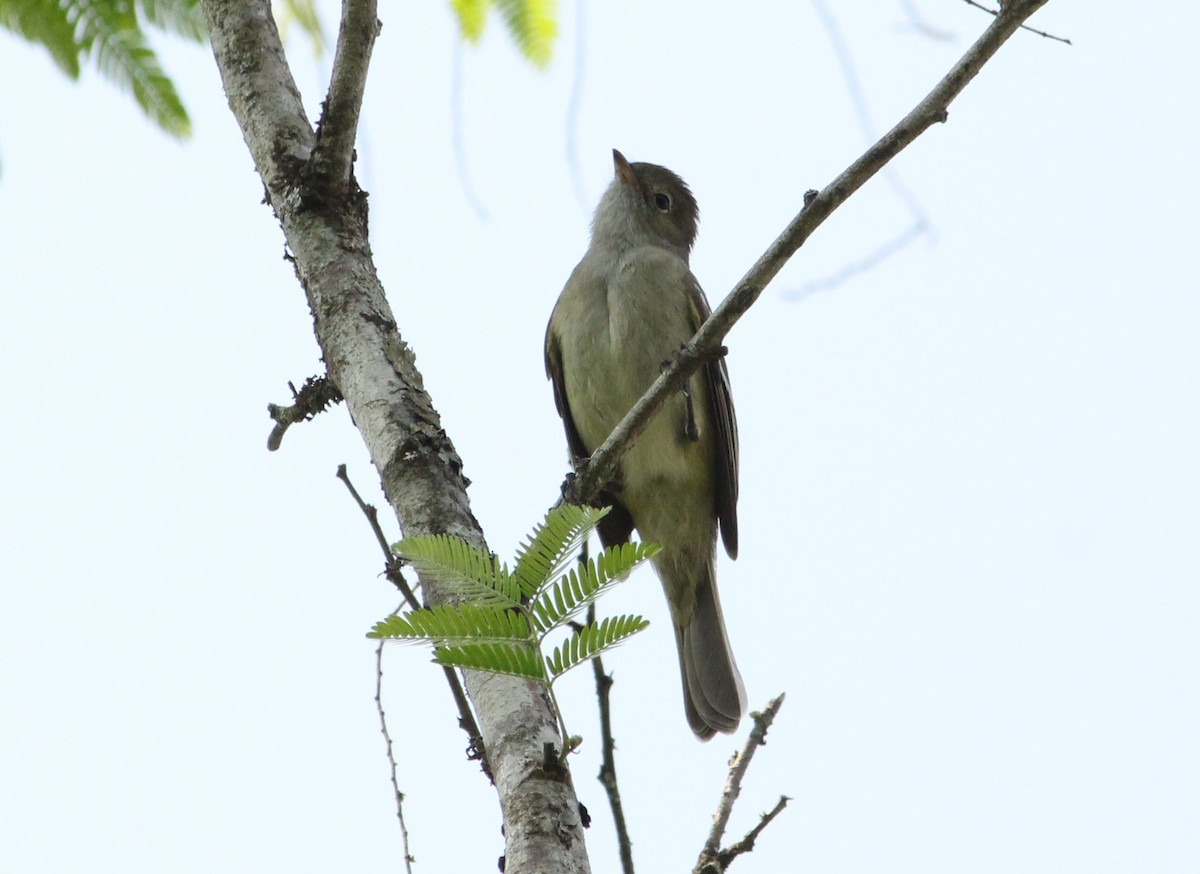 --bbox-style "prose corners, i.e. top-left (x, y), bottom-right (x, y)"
top-left (587, 604), bottom-right (635, 874)
top-left (712, 796), bottom-right (791, 871)
top-left (960, 0), bottom-right (1071, 44)
top-left (376, 631), bottom-right (415, 873)
top-left (694, 695), bottom-right (787, 874)
top-left (309, 0), bottom-right (380, 194)
top-left (336, 464), bottom-right (420, 607)
top-left (571, 0), bottom-right (1053, 505)
top-left (335, 464), bottom-right (489, 778)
